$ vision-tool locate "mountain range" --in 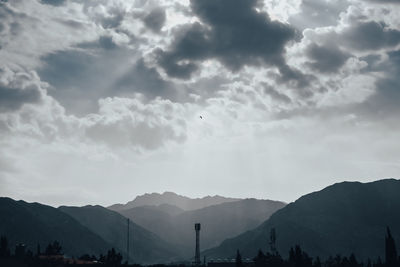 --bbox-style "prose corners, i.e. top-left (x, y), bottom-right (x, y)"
top-left (0, 198), bottom-right (110, 257)
top-left (0, 198), bottom-right (180, 264)
top-left (2, 179), bottom-right (400, 264)
top-left (116, 198), bottom-right (286, 258)
top-left (204, 179), bottom-right (400, 261)
top-left (108, 192), bottom-right (240, 211)
top-left (59, 205), bottom-right (180, 263)
top-left (0, 193), bottom-right (282, 263)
